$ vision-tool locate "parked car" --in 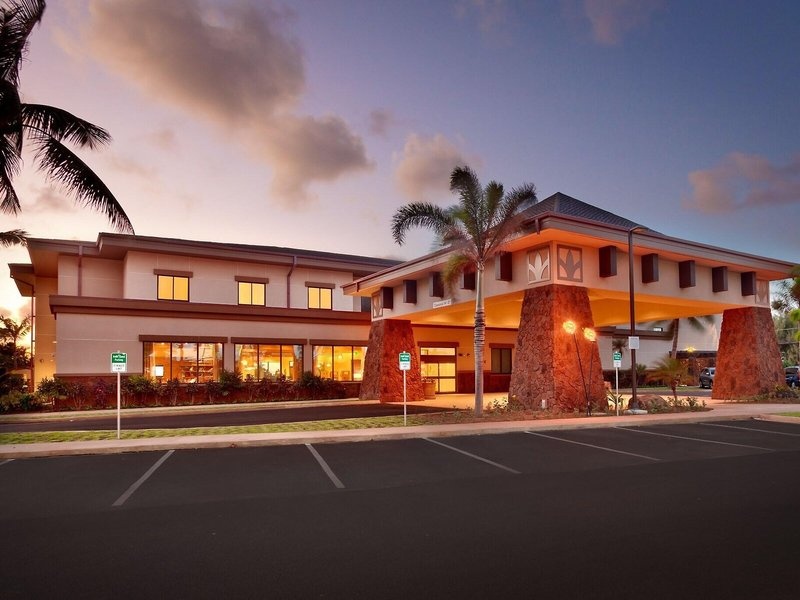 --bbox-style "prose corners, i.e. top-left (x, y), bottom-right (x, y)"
top-left (699, 367), bottom-right (715, 388)
top-left (786, 366), bottom-right (799, 388)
